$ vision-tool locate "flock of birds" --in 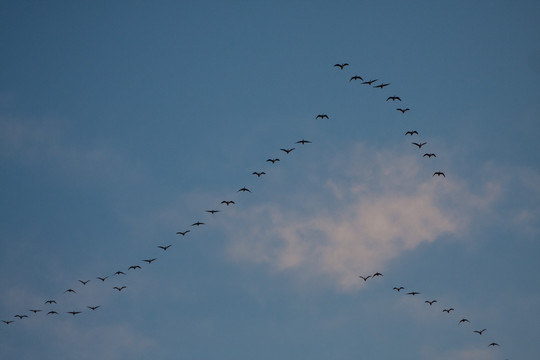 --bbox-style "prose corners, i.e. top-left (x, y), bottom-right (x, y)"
top-left (2, 62), bottom-right (506, 358)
